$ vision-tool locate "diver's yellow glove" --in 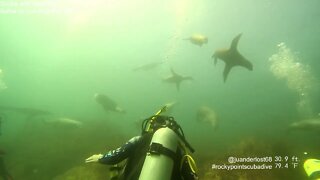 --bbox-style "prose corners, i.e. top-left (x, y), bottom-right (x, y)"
top-left (85, 154), bottom-right (103, 163)
top-left (304, 159), bottom-right (320, 180)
